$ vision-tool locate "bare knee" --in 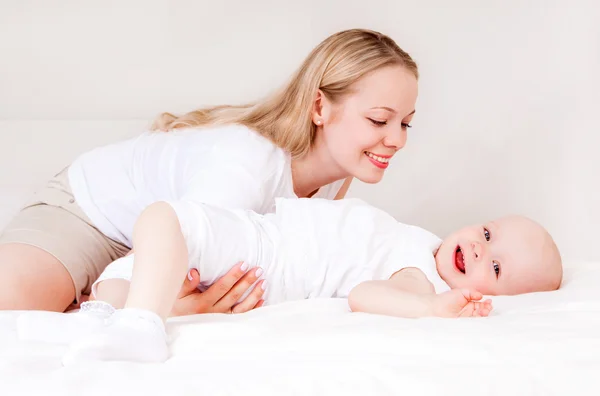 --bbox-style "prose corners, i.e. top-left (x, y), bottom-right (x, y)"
top-left (0, 243), bottom-right (75, 311)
